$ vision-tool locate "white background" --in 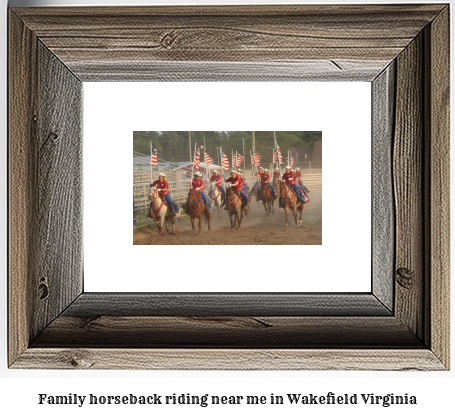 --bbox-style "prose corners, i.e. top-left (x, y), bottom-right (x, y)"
top-left (84, 82), bottom-right (371, 292)
top-left (1, 0), bottom-right (454, 414)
